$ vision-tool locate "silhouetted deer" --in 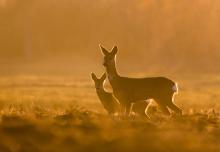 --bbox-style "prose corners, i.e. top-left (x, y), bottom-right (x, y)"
top-left (91, 72), bottom-right (120, 116)
top-left (91, 72), bottom-right (150, 119)
top-left (99, 45), bottom-right (182, 117)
